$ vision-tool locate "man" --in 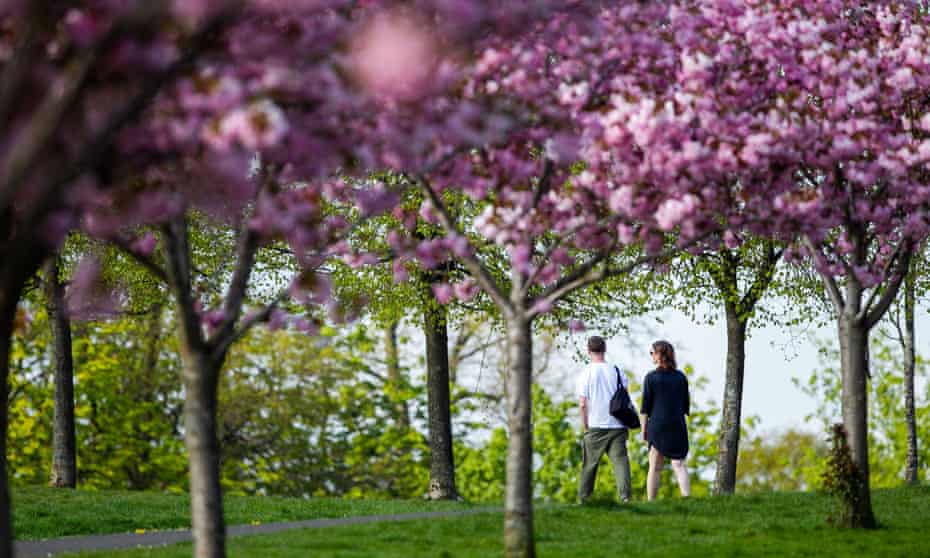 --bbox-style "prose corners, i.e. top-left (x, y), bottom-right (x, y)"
top-left (576, 335), bottom-right (631, 503)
